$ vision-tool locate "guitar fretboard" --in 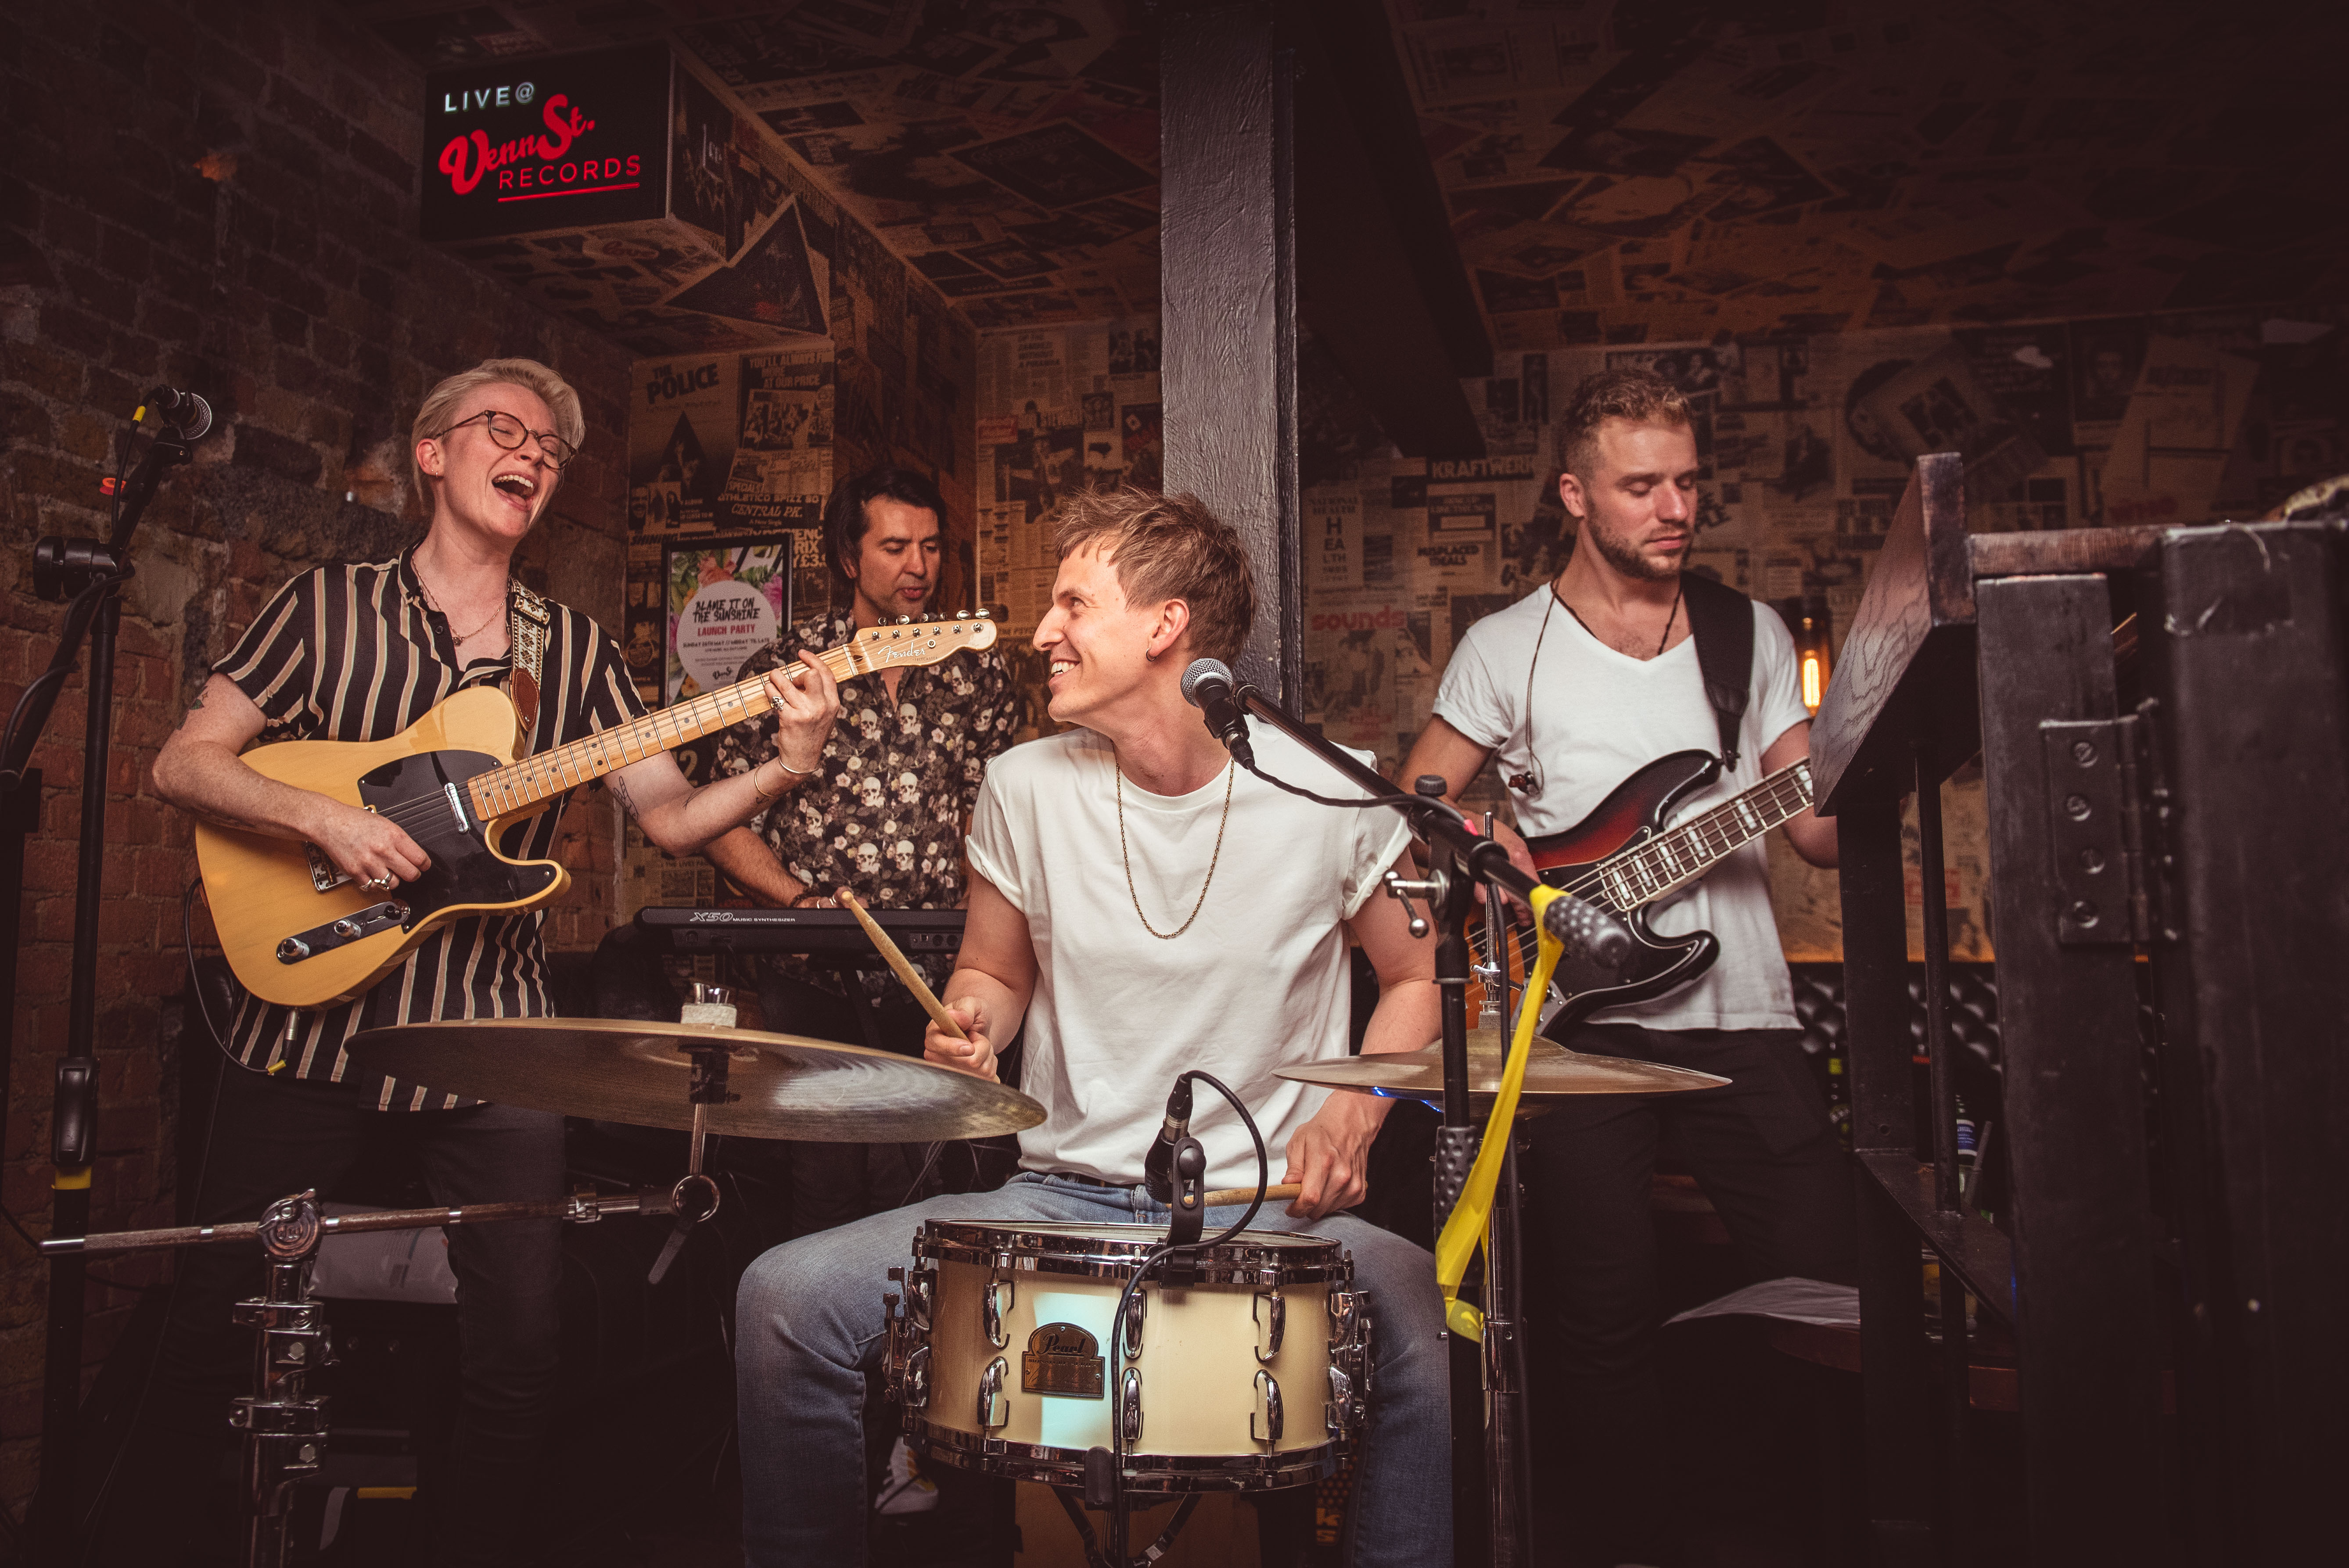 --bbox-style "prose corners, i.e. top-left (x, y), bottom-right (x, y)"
top-left (1568, 759), bottom-right (1814, 915)
top-left (467, 645), bottom-right (864, 820)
